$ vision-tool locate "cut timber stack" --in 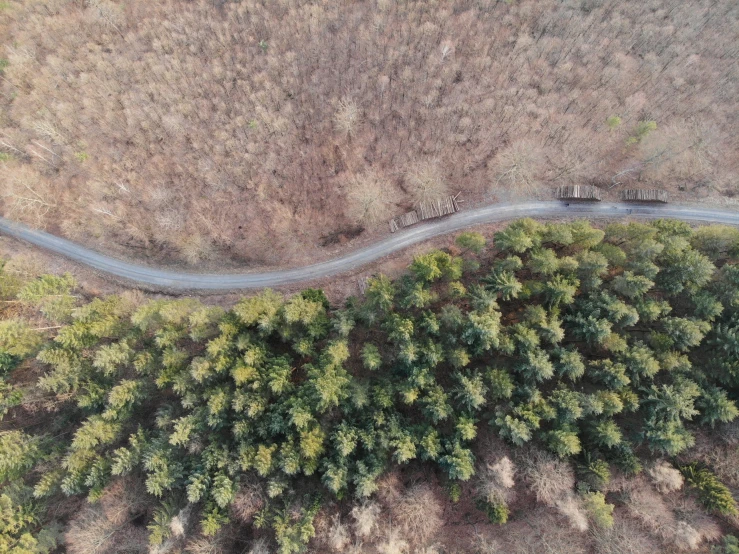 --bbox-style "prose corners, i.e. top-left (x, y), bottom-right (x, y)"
top-left (389, 195), bottom-right (460, 232)
top-left (417, 196), bottom-right (460, 221)
top-left (621, 189), bottom-right (668, 203)
top-left (389, 210), bottom-right (420, 232)
top-left (555, 185), bottom-right (602, 201)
